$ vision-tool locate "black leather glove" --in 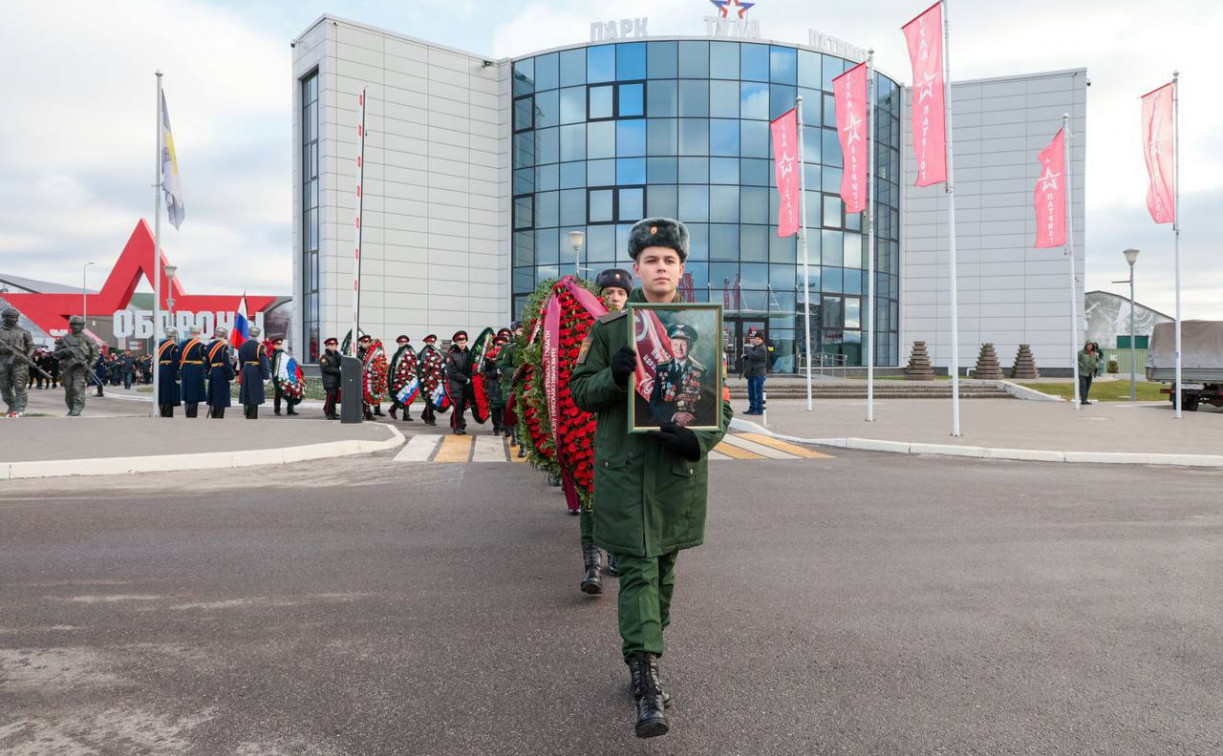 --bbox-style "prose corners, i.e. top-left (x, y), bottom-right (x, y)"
top-left (653, 423), bottom-right (702, 462)
top-left (610, 346), bottom-right (637, 387)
